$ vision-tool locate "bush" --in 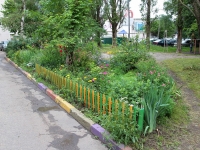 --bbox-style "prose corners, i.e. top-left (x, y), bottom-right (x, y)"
top-left (12, 50), bottom-right (36, 66)
top-left (6, 37), bottom-right (41, 58)
top-left (110, 38), bottom-right (152, 73)
top-left (110, 75), bottom-right (148, 105)
top-left (36, 41), bottom-right (66, 69)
